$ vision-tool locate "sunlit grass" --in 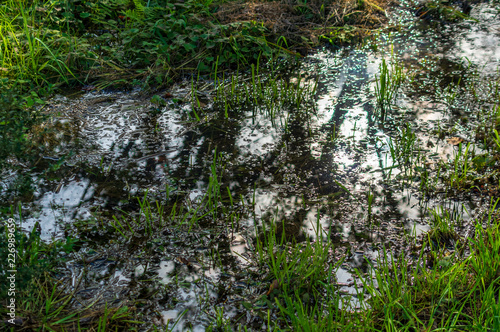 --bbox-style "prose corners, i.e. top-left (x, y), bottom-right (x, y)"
top-left (0, 0), bottom-right (84, 87)
top-left (374, 56), bottom-right (405, 122)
